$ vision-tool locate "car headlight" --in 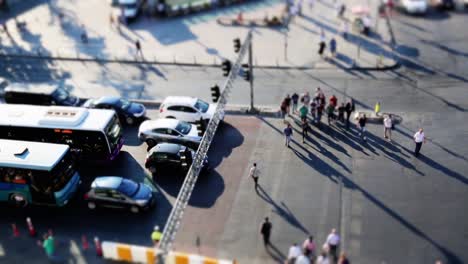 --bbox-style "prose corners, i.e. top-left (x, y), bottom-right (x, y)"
top-left (135, 199), bottom-right (148, 206)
